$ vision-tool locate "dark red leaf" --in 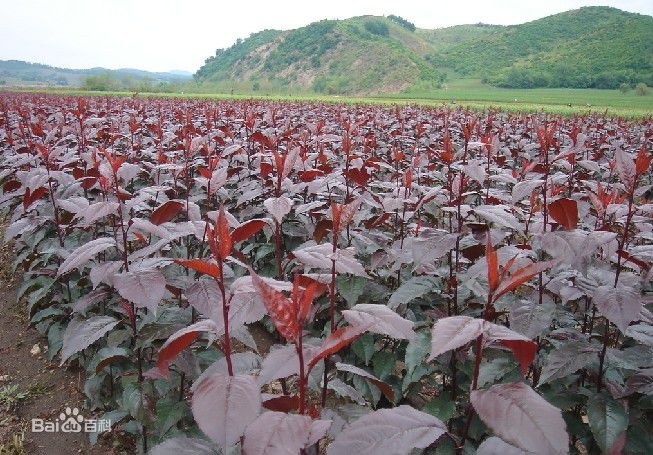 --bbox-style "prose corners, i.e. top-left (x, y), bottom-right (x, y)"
top-left (262, 395), bottom-right (300, 412)
top-left (3, 180), bottom-right (20, 193)
top-left (548, 198), bottom-right (578, 230)
top-left (150, 200), bottom-right (184, 225)
top-left (313, 219), bottom-right (332, 242)
top-left (231, 219), bottom-right (266, 243)
top-left (23, 187), bottom-right (47, 210)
